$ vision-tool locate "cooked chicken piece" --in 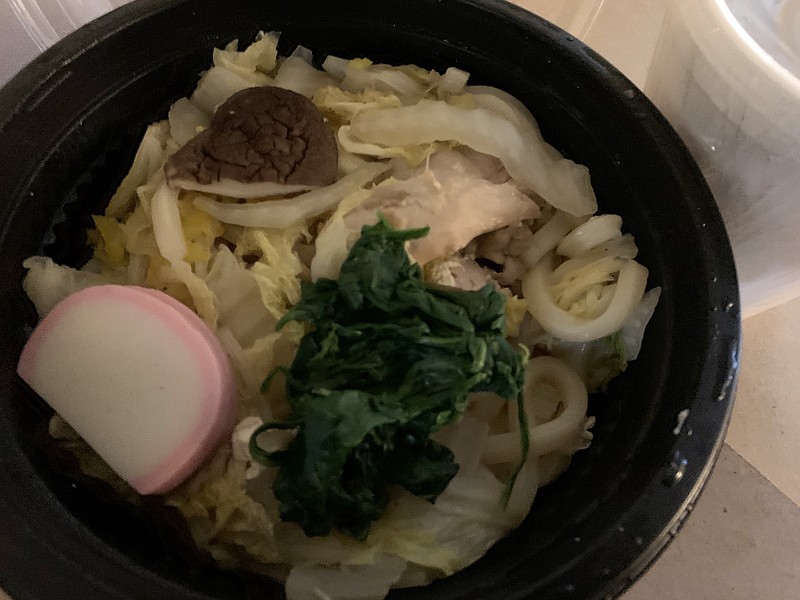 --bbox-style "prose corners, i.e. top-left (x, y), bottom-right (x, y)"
top-left (476, 224), bottom-right (536, 264)
top-left (345, 150), bottom-right (539, 265)
top-left (427, 256), bottom-right (497, 291)
top-left (494, 256), bottom-right (526, 289)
